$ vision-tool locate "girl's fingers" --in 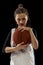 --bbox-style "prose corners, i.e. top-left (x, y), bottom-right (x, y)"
top-left (17, 42), bottom-right (24, 46)
top-left (20, 42), bottom-right (24, 45)
top-left (18, 27), bottom-right (23, 31)
top-left (21, 29), bottom-right (25, 32)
